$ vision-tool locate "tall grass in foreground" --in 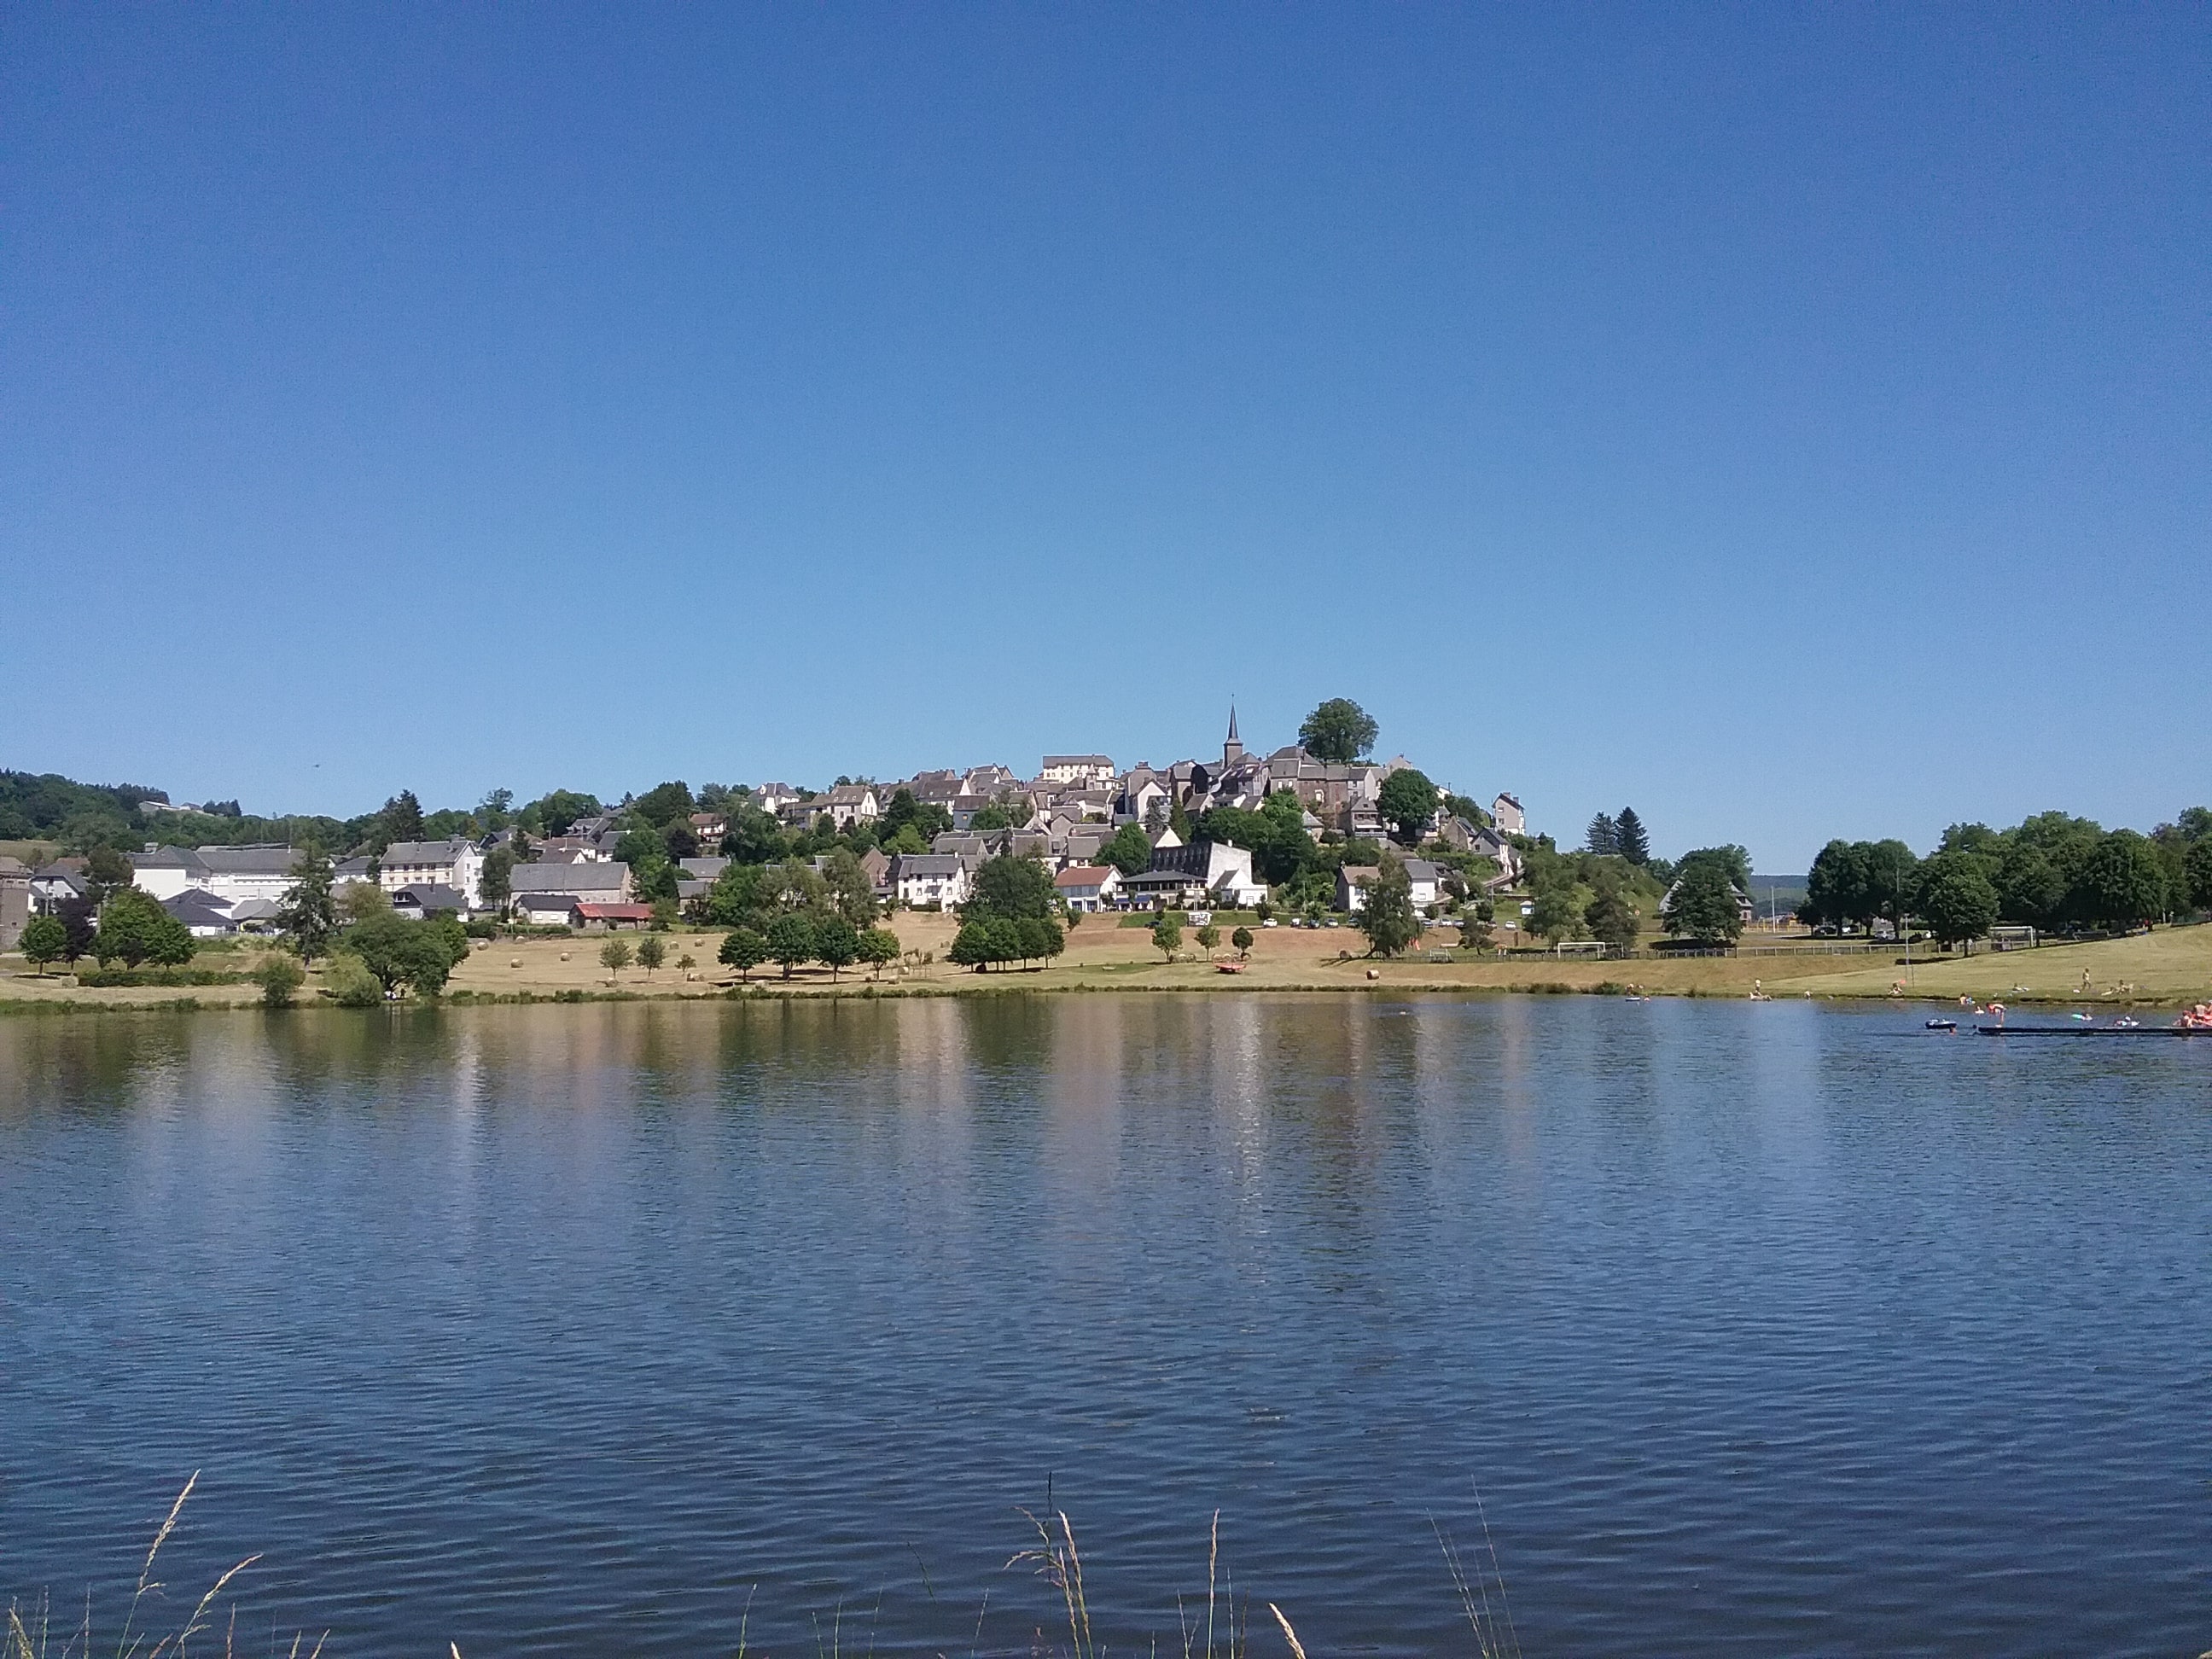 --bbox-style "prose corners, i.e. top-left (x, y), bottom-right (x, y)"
top-left (4, 1474), bottom-right (323, 1659)
top-left (11, 1476), bottom-right (1522, 1657)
